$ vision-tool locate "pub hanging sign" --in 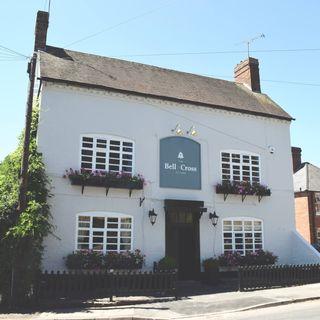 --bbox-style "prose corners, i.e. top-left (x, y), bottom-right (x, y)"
top-left (159, 136), bottom-right (201, 189)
